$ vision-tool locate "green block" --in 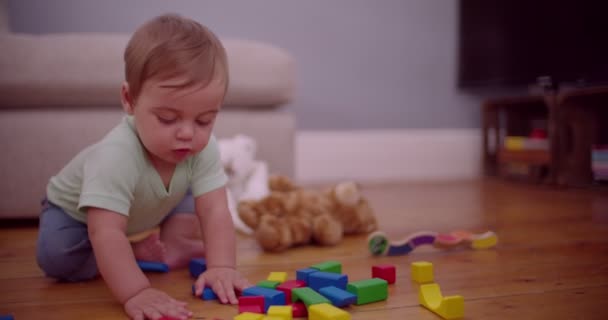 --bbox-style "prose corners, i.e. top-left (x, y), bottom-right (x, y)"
top-left (311, 261), bottom-right (342, 274)
top-left (257, 280), bottom-right (281, 289)
top-left (292, 287), bottom-right (331, 307)
top-left (347, 278), bottom-right (388, 305)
